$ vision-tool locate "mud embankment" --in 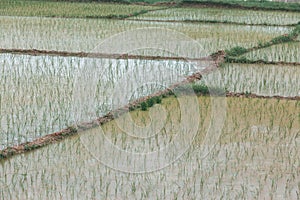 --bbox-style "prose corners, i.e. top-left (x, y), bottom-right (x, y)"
top-left (0, 48), bottom-right (212, 62)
